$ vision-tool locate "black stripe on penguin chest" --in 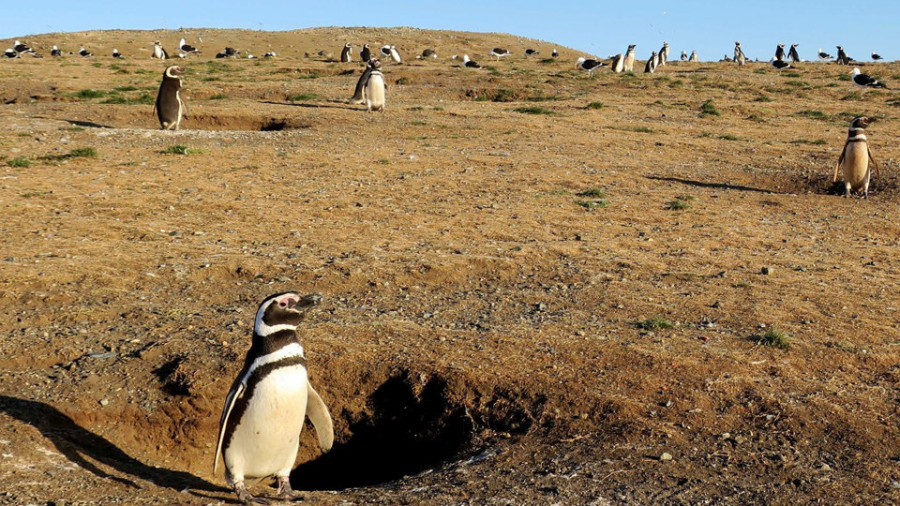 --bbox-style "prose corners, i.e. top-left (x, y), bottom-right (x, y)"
top-left (223, 354), bottom-right (309, 452)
